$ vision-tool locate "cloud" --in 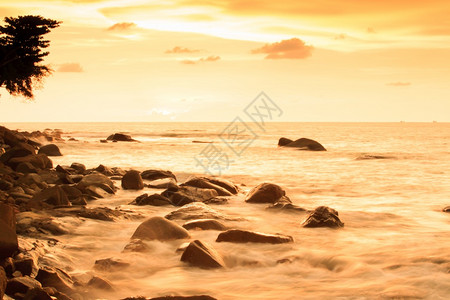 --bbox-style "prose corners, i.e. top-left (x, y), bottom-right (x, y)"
top-left (57, 63), bottom-right (83, 72)
top-left (367, 27), bottom-right (376, 34)
top-left (181, 56), bottom-right (221, 64)
top-left (107, 22), bottom-right (137, 31)
top-left (251, 38), bottom-right (313, 59)
top-left (334, 33), bottom-right (347, 40)
top-left (165, 46), bottom-right (200, 54)
top-left (387, 82), bottom-right (411, 86)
